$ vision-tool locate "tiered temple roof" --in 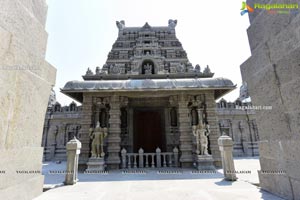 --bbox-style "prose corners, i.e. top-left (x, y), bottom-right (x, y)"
top-left (62, 20), bottom-right (235, 101)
